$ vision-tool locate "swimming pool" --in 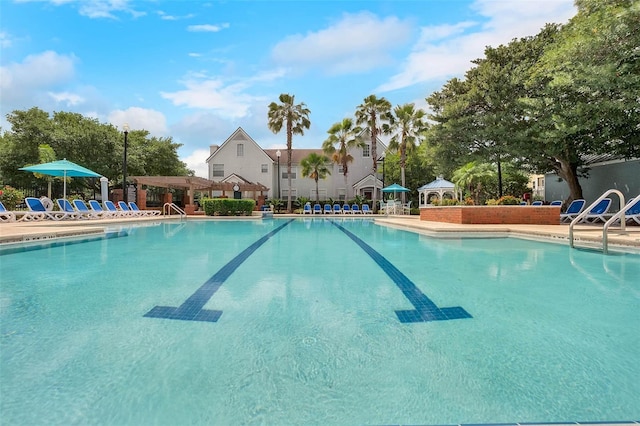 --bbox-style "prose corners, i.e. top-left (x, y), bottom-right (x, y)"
top-left (1, 218), bottom-right (638, 424)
